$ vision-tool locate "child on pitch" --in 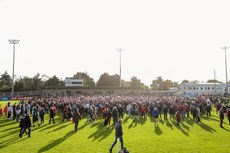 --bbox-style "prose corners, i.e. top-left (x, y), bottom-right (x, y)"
top-left (153, 107), bottom-right (159, 125)
top-left (176, 111), bottom-right (181, 126)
